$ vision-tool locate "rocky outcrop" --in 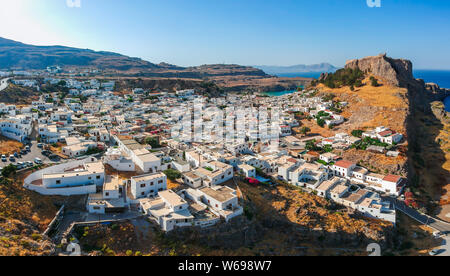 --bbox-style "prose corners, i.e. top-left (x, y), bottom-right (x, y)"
top-left (425, 83), bottom-right (450, 102)
top-left (344, 53), bottom-right (449, 107)
top-left (345, 53), bottom-right (415, 88)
